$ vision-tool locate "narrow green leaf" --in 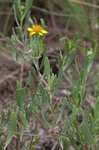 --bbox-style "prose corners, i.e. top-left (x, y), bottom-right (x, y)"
top-left (13, 0), bottom-right (21, 22)
top-left (57, 68), bottom-right (63, 88)
top-left (4, 112), bottom-right (17, 149)
top-left (22, 0), bottom-right (33, 21)
top-left (15, 87), bottom-right (27, 107)
top-left (56, 99), bottom-right (67, 124)
top-left (80, 117), bottom-right (94, 150)
top-left (95, 99), bottom-right (99, 120)
top-left (84, 51), bottom-right (94, 78)
top-left (50, 74), bottom-right (56, 91)
top-left (8, 112), bottom-right (17, 133)
top-left (62, 140), bottom-right (69, 150)
top-left (94, 98), bottom-right (99, 135)
top-left (18, 110), bottom-right (28, 128)
top-left (4, 134), bottom-right (13, 150)
top-left (39, 84), bottom-right (50, 104)
top-left (31, 66), bottom-right (38, 81)
top-left (60, 37), bottom-right (70, 52)
top-left (63, 49), bottom-right (77, 71)
top-left (16, 80), bottom-right (21, 89)
top-left (58, 50), bottom-right (63, 68)
top-left (44, 56), bottom-right (50, 80)
top-left (41, 111), bottom-right (52, 128)
top-left (52, 101), bottom-right (59, 113)
top-left (71, 34), bottom-right (79, 49)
